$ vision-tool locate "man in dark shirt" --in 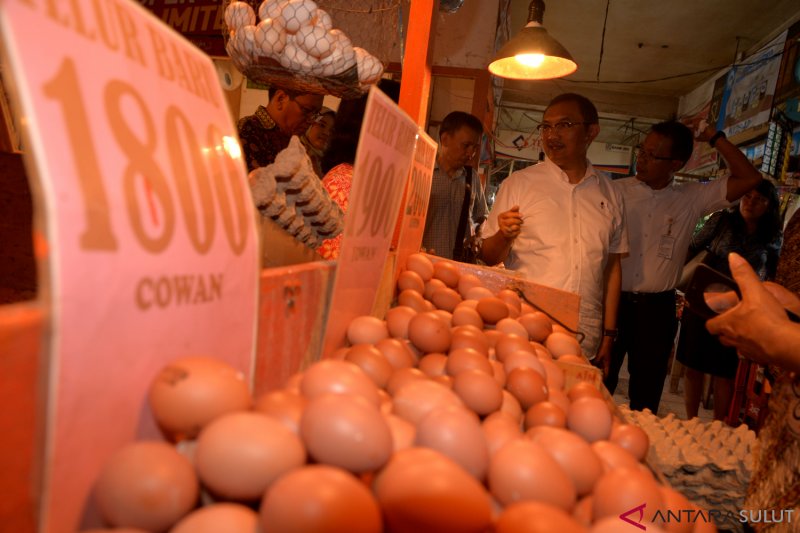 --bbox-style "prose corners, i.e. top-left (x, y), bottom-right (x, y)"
top-left (238, 87), bottom-right (324, 171)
